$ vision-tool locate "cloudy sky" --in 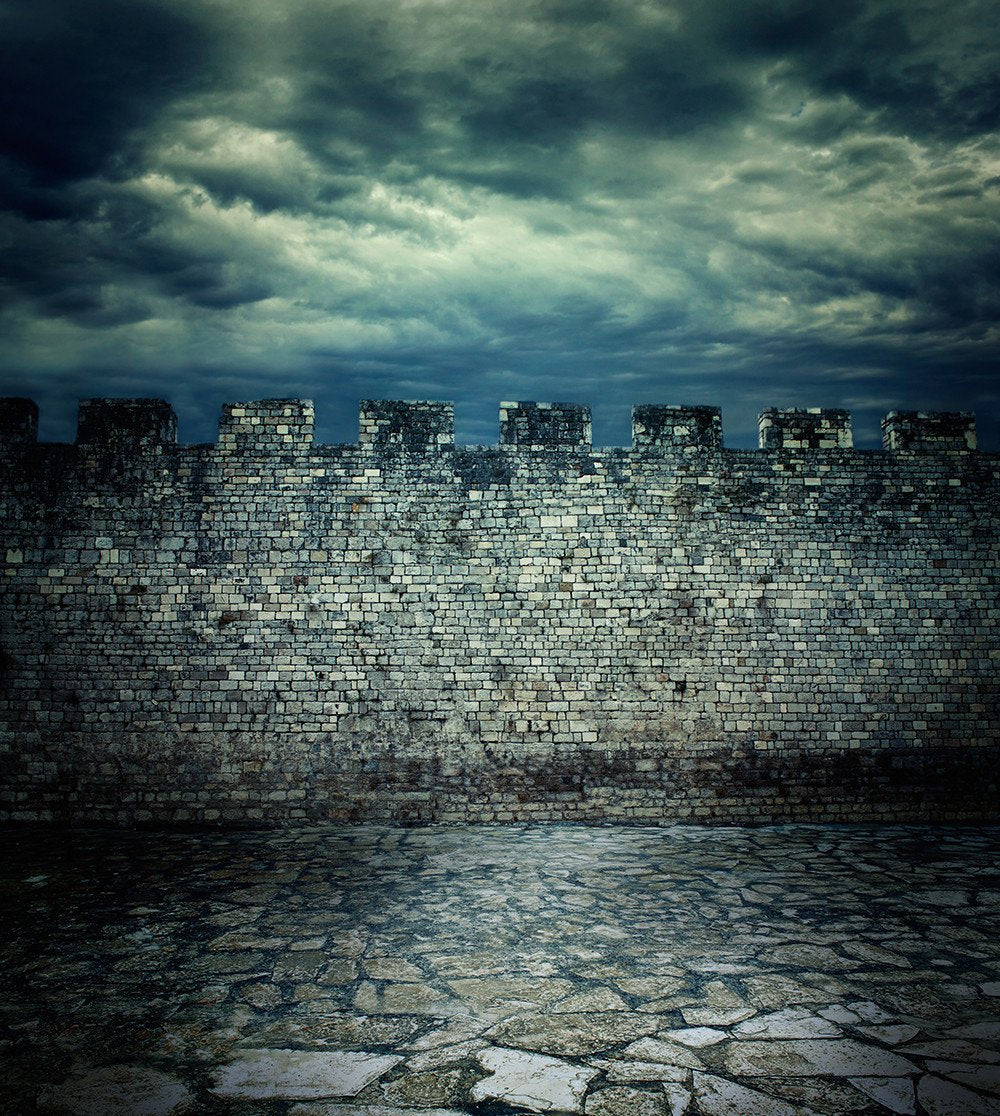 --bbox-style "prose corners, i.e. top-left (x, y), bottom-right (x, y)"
top-left (1, 0), bottom-right (998, 449)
